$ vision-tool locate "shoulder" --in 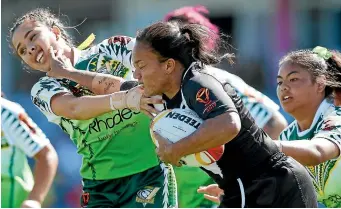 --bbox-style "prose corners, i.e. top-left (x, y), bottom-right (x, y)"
top-left (279, 121), bottom-right (297, 141)
top-left (1, 98), bottom-right (24, 118)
